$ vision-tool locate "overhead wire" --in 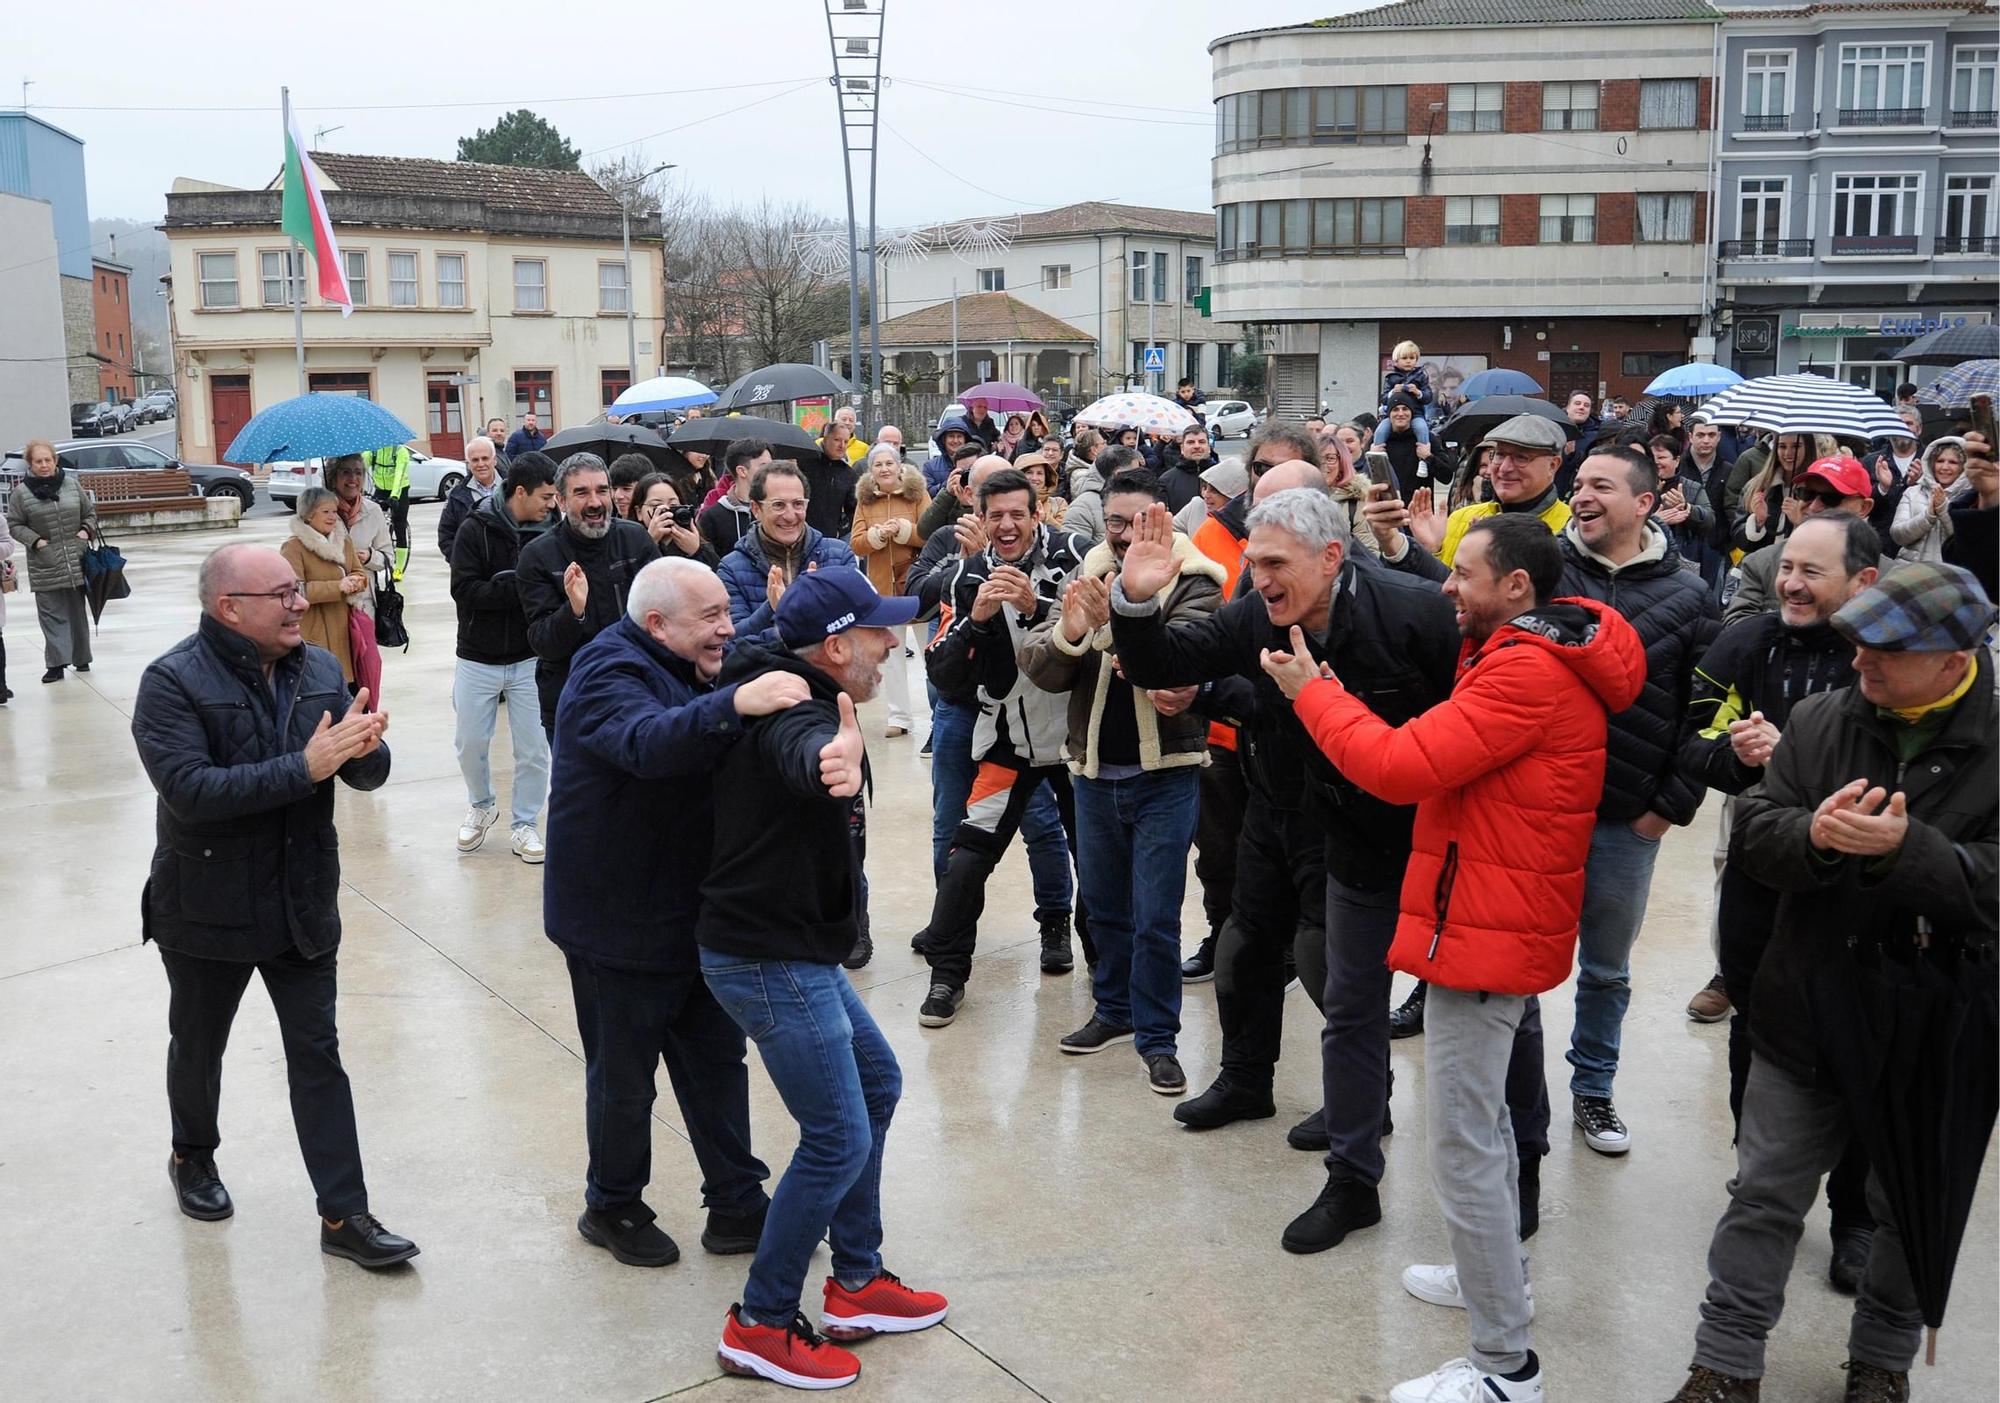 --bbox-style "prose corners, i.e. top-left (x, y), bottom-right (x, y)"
top-left (26, 79), bottom-right (822, 115)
